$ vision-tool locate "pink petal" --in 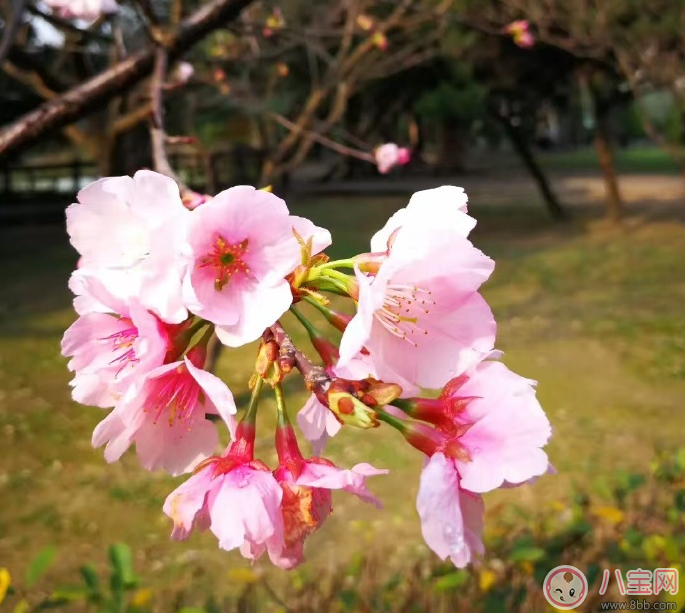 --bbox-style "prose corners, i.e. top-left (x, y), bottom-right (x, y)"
top-left (296, 395), bottom-right (341, 456)
top-left (209, 467), bottom-right (284, 553)
top-left (416, 453), bottom-right (484, 568)
top-left (184, 356), bottom-right (237, 438)
top-left (163, 465), bottom-right (213, 539)
top-left (134, 415), bottom-right (218, 475)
